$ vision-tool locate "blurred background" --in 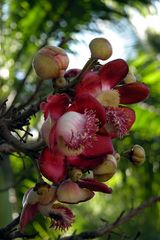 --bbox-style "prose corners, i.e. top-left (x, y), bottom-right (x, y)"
top-left (0, 0), bottom-right (160, 239)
